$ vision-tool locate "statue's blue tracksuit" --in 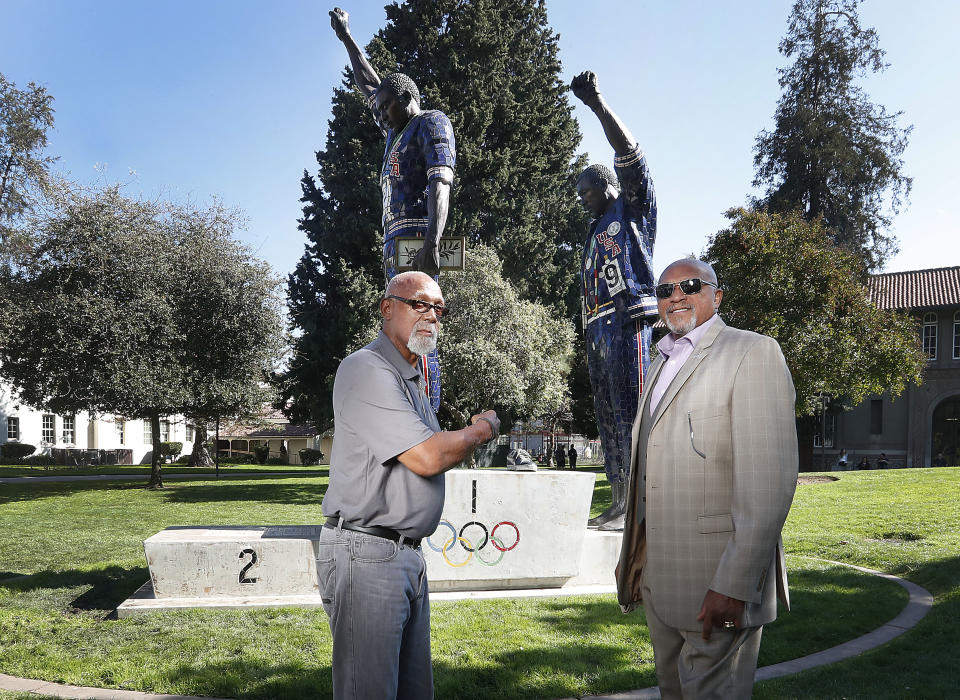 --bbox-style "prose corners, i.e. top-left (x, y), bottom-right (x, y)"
top-left (581, 145), bottom-right (658, 483)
